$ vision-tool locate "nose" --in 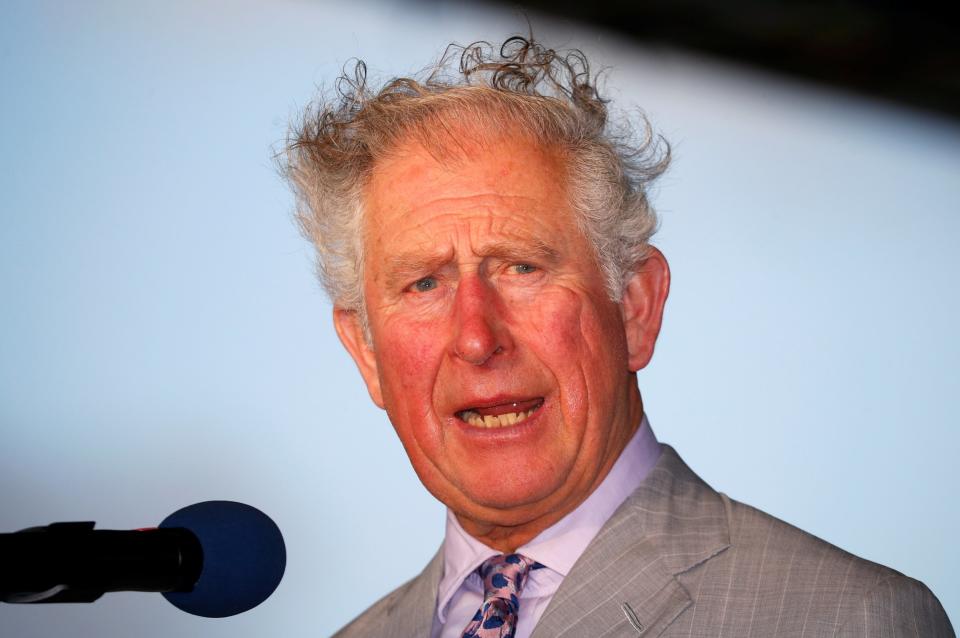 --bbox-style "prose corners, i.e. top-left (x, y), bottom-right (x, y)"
top-left (452, 275), bottom-right (513, 366)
